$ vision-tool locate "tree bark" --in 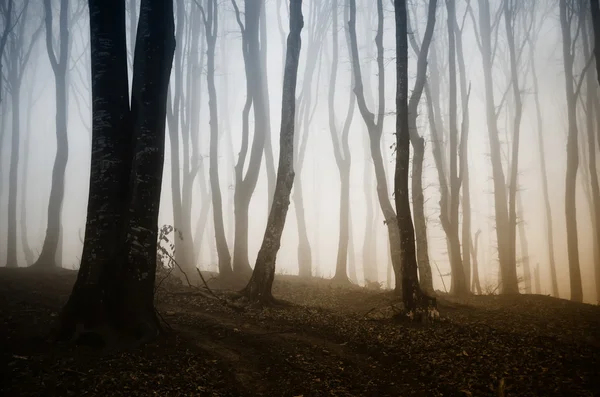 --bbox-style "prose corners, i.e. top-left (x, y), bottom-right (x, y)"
top-left (559, 0), bottom-right (583, 302)
top-left (394, 0), bottom-right (430, 312)
top-left (591, 0), bottom-right (600, 85)
top-left (200, 0), bottom-right (232, 277)
top-left (243, 0), bottom-right (303, 303)
top-left (405, 0), bottom-right (437, 294)
top-left (34, 0), bottom-right (70, 269)
top-left (471, 230), bottom-right (482, 294)
top-left (529, 29), bottom-right (559, 297)
top-left (348, 0), bottom-right (403, 293)
top-left (58, 0), bottom-right (175, 344)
